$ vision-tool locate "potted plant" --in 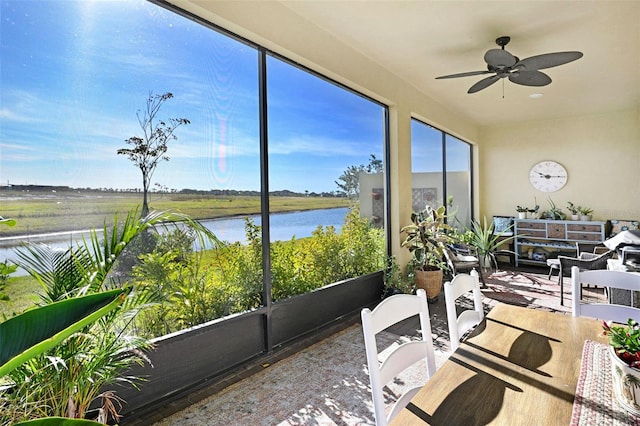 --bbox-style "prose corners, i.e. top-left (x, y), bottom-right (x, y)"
top-left (579, 206), bottom-right (593, 221)
top-left (516, 205), bottom-right (528, 219)
top-left (401, 205), bottom-right (453, 302)
top-left (543, 197), bottom-right (566, 220)
top-left (467, 217), bottom-right (517, 271)
top-left (528, 205), bottom-right (541, 219)
top-left (603, 319), bottom-right (640, 415)
top-left (567, 202), bottom-right (581, 220)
